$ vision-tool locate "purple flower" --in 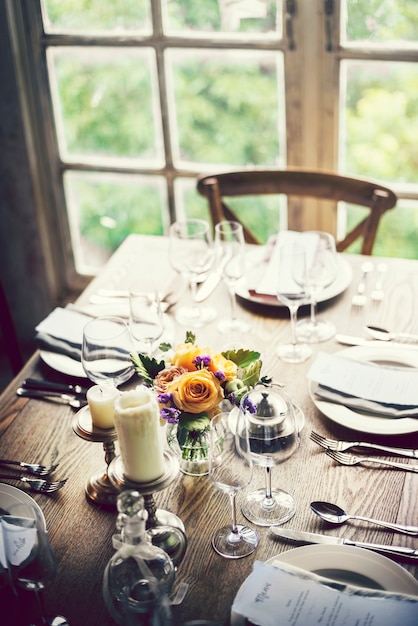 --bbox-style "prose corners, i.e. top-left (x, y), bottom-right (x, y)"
top-left (160, 407), bottom-right (181, 424)
top-left (214, 370), bottom-right (226, 381)
top-left (158, 392), bottom-right (173, 404)
top-left (242, 396), bottom-right (257, 414)
top-left (193, 355), bottom-right (212, 369)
